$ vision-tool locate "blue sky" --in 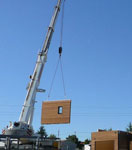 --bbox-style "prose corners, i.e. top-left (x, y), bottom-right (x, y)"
top-left (0, 0), bottom-right (132, 141)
